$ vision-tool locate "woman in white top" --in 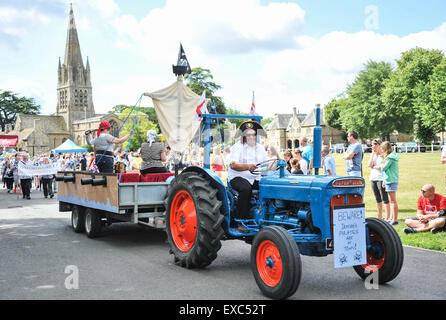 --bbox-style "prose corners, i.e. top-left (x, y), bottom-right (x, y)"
top-left (368, 139), bottom-right (390, 221)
